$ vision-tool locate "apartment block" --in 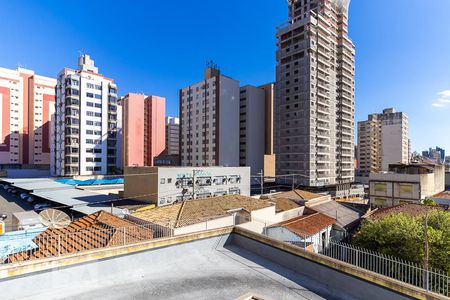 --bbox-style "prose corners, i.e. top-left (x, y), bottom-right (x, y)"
top-left (180, 66), bottom-right (240, 167)
top-left (369, 163), bottom-right (444, 208)
top-left (275, 0), bottom-right (355, 187)
top-left (52, 55), bottom-right (121, 176)
top-left (165, 116), bottom-right (179, 155)
top-left (422, 146), bottom-right (445, 164)
top-left (239, 84), bottom-right (275, 176)
top-left (357, 108), bottom-right (409, 177)
top-left (120, 93), bottom-right (166, 167)
top-left (0, 67), bottom-right (56, 167)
